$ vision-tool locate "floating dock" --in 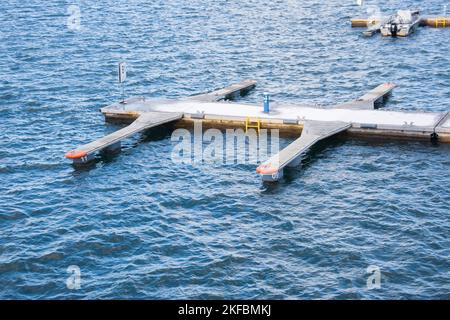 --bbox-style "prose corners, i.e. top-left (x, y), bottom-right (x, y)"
top-left (422, 16), bottom-right (450, 27)
top-left (352, 16), bottom-right (450, 28)
top-left (65, 80), bottom-right (450, 181)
